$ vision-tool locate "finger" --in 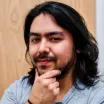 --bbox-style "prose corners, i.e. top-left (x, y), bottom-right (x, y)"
top-left (40, 70), bottom-right (61, 79)
top-left (41, 78), bottom-right (56, 86)
top-left (53, 88), bottom-right (60, 96)
top-left (34, 69), bottom-right (39, 82)
top-left (52, 82), bottom-right (59, 89)
top-left (48, 82), bottom-right (59, 90)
